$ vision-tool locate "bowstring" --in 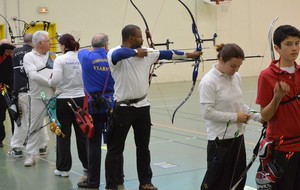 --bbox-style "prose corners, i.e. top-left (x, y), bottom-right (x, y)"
top-left (128, 0), bottom-right (172, 121)
top-left (153, 1), bottom-right (173, 122)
